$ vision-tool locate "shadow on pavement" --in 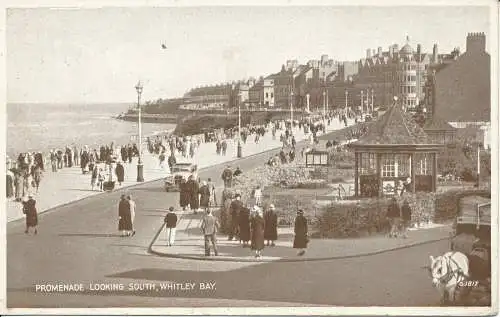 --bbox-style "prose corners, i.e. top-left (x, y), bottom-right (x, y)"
top-left (58, 233), bottom-right (123, 238)
top-left (132, 187), bottom-right (167, 193)
top-left (66, 189), bottom-right (100, 192)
